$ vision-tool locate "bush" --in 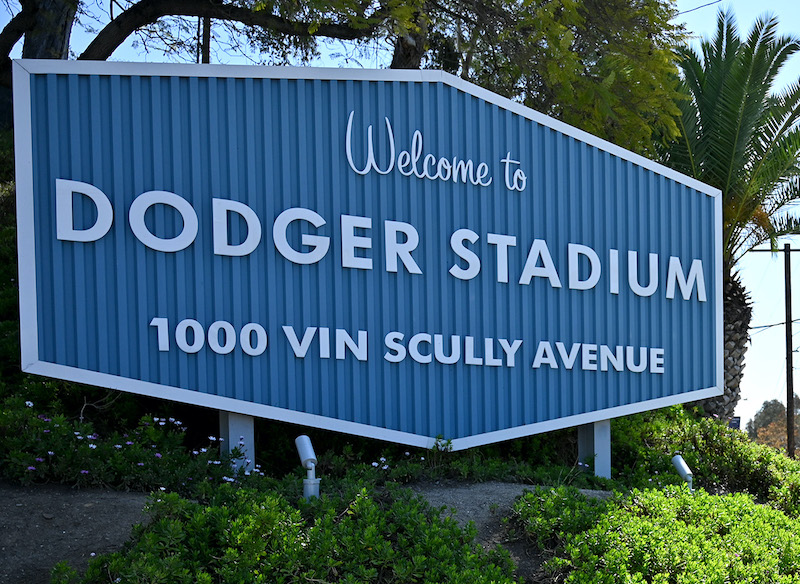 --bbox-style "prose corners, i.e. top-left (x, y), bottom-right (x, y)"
top-left (515, 486), bottom-right (800, 584)
top-left (612, 406), bottom-right (800, 515)
top-left (554, 487), bottom-right (800, 583)
top-left (0, 396), bottom-right (251, 493)
top-left (68, 484), bottom-right (517, 584)
top-left (512, 486), bottom-right (610, 549)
